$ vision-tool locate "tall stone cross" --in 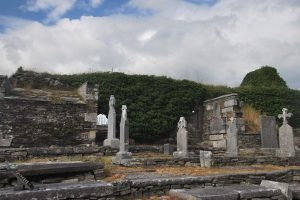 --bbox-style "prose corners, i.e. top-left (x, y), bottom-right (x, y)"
top-left (278, 108), bottom-right (292, 125)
